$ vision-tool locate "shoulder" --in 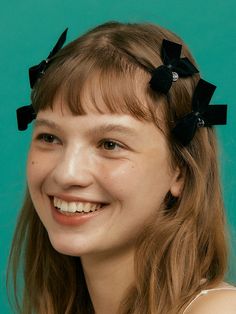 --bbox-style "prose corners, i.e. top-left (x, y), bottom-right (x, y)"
top-left (184, 283), bottom-right (236, 314)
